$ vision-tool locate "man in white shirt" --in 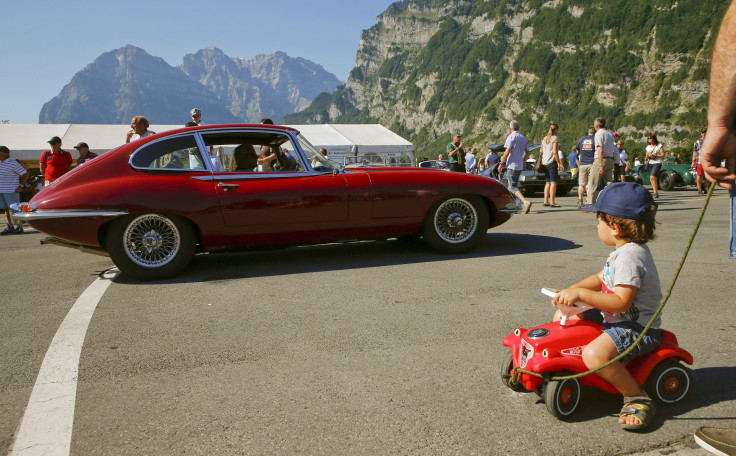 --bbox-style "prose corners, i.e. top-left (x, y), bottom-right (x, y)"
top-left (126, 116), bottom-right (155, 143)
top-left (587, 117), bottom-right (616, 204)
